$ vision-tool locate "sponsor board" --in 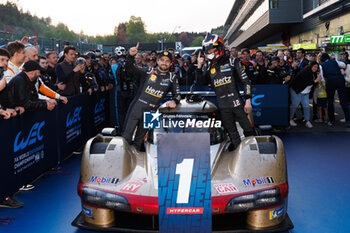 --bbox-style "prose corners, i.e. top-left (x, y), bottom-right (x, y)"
top-left (330, 35), bottom-right (350, 44)
top-left (292, 43), bottom-right (317, 50)
top-left (158, 133), bottom-right (211, 233)
top-left (14, 121), bottom-right (45, 153)
top-left (214, 183), bottom-right (239, 194)
top-left (66, 106), bottom-right (82, 143)
top-left (13, 121), bottom-right (46, 174)
top-left (143, 111), bottom-right (221, 129)
top-left (94, 98), bottom-right (106, 126)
